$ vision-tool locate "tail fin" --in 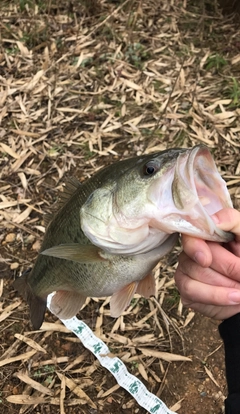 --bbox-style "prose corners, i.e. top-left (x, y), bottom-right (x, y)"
top-left (14, 271), bottom-right (46, 330)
